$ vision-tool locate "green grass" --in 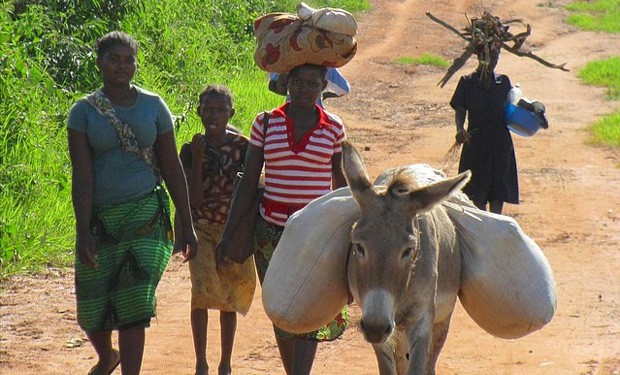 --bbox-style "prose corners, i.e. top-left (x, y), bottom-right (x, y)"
top-left (578, 56), bottom-right (620, 149)
top-left (0, 0), bottom-right (370, 279)
top-left (566, 0), bottom-right (620, 33)
top-left (586, 110), bottom-right (620, 148)
top-left (578, 56), bottom-right (620, 100)
top-left (394, 53), bottom-right (450, 68)
top-left (566, 0), bottom-right (620, 150)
